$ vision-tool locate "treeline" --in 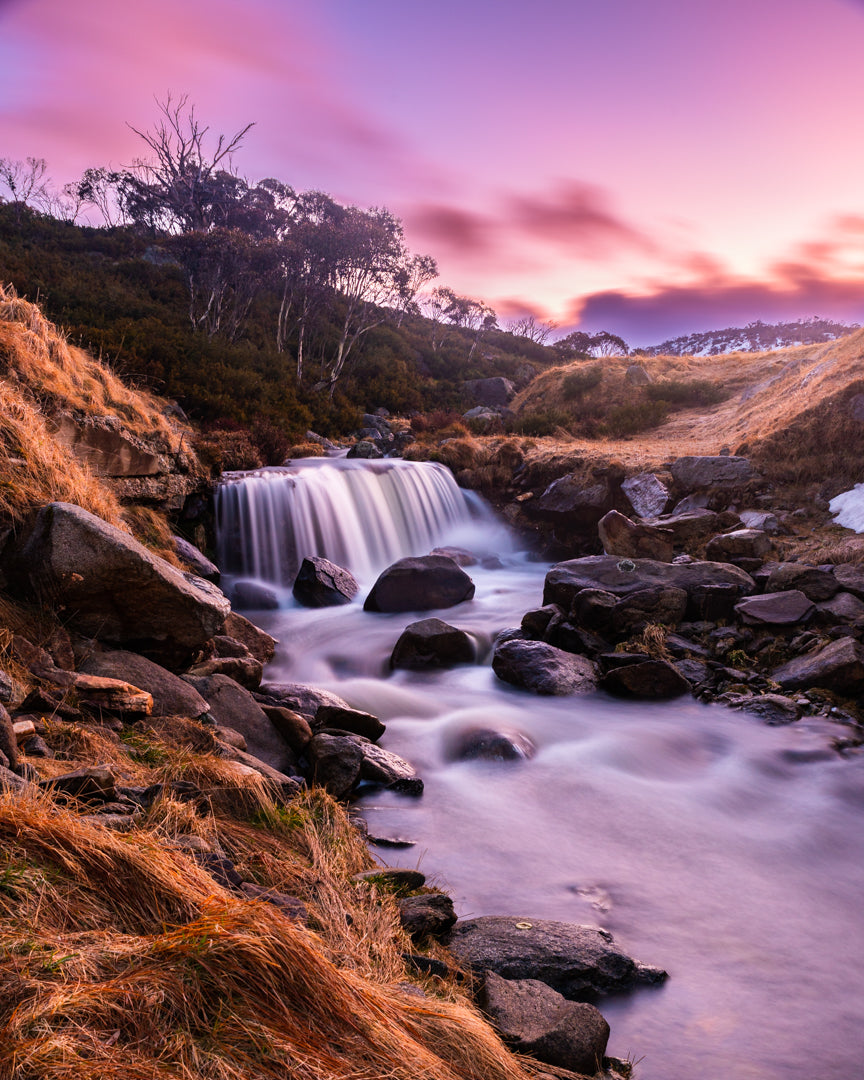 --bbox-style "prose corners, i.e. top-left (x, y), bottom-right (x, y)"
top-left (0, 98), bottom-right (556, 441)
